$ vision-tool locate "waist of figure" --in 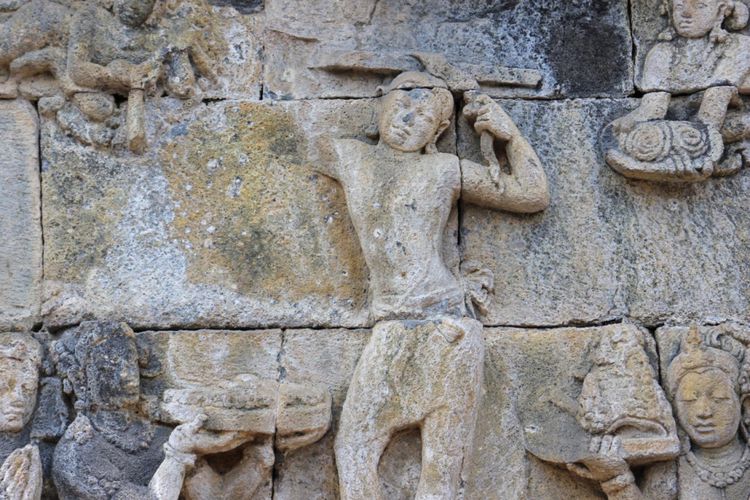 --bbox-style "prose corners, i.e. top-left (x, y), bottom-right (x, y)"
top-left (370, 285), bottom-right (466, 322)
